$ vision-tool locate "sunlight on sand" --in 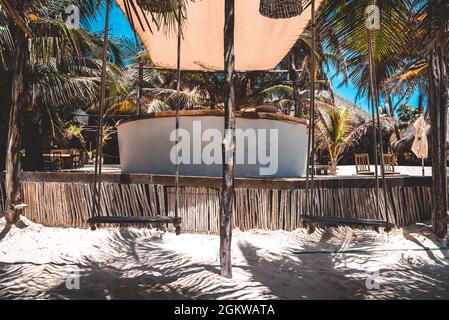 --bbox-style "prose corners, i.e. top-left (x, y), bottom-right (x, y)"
top-left (0, 217), bottom-right (448, 300)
